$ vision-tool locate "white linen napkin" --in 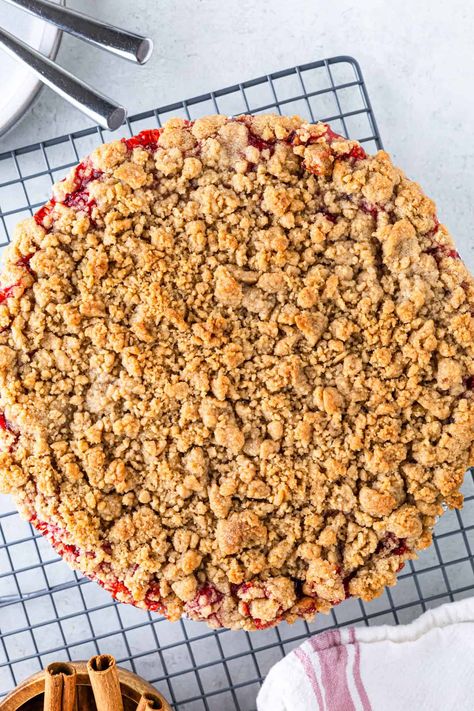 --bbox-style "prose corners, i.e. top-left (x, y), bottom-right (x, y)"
top-left (257, 597), bottom-right (474, 711)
